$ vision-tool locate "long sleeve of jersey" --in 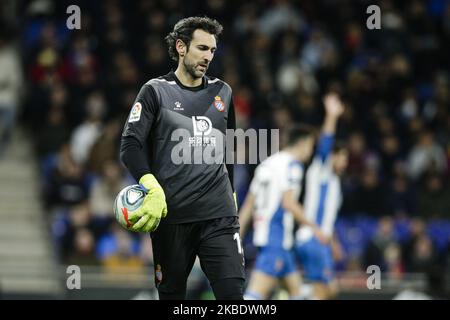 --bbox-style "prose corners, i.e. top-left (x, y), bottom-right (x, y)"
top-left (120, 84), bottom-right (158, 182)
top-left (226, 97), bottom-right (236, 191)
top-left (317, 133), bottom-right (334, 163)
